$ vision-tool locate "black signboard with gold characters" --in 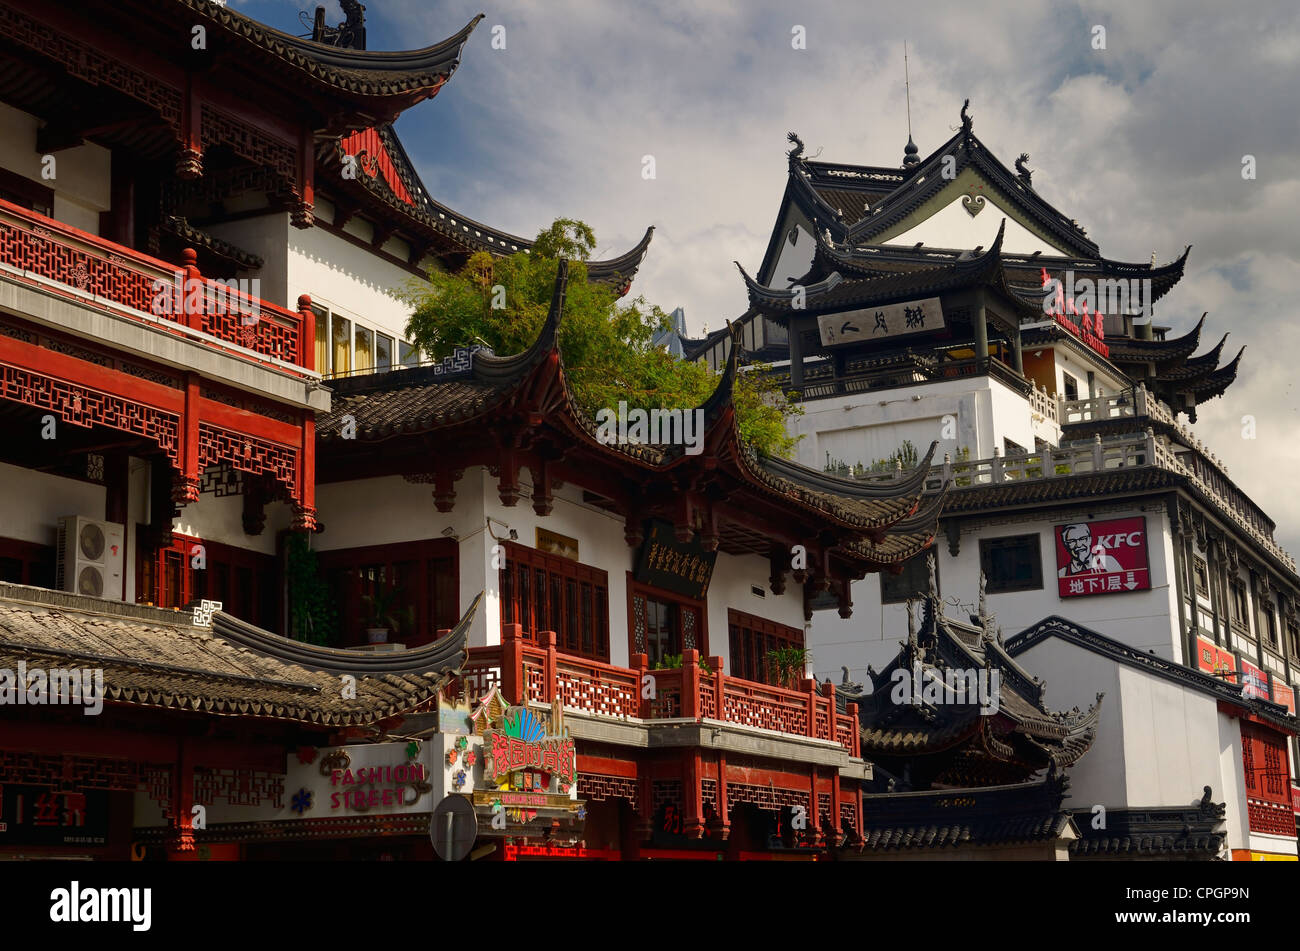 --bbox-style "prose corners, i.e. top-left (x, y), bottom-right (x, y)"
top-left (634, 519), bottom-right (717, 600)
